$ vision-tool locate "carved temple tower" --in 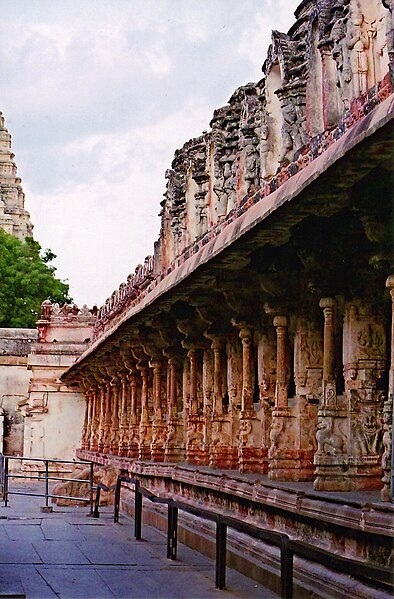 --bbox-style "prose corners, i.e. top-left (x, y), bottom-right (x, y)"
top-left (0, 112), bottom-right (33, 240)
